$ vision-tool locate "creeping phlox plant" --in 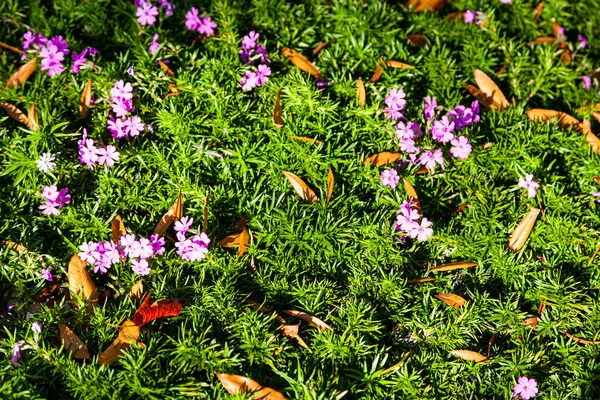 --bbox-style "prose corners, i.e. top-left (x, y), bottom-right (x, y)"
top-left (394, 199), bottom-right (432, 242)
top-left (239, 31), bottom-right (271, 91)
